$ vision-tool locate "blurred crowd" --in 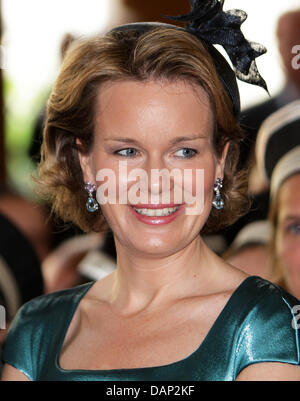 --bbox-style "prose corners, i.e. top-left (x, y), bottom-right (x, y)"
top-left (0, 0), bottom-right (300, 373)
